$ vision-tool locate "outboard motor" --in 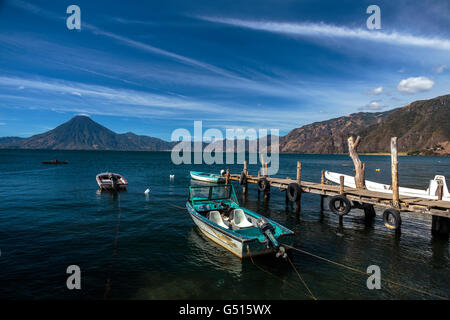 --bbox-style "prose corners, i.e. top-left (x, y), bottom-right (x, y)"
top-left (257, 218), bottom-right (287, 258)
top-left (109, 173), bottom-right (118, 190)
